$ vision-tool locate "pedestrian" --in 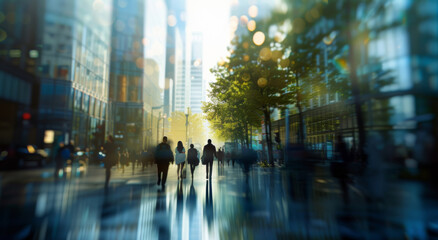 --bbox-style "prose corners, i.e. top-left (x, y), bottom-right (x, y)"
top-left (187, 144), bottom-right (200, 179)
top-left (175, 141), bottom-right (186, 180)
top-left (155, 136), bottom-right (174, 188)
top-left (140, 149), bottom-right (150, 172)
top-left (66, 140), bottom-right (75, 161)
top-left (217, 148), bottom-right (224, 166)
top-left (120, 148), bottom-right (129, 173)
top-left (203, 139), bottom-right (217, 180)
top-left (226, 152), bottom-right (231, 166)
top-left (54, 141), bottom-right (69, 180)
top-left (103, 135), bottom-right (117, 189)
